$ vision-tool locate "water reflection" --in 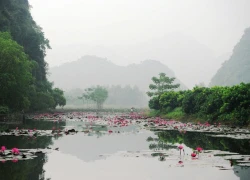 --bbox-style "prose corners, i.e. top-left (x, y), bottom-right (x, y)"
top-left (0, 154), bottom-right (46, 180)
top-left (1, 119), bottom-right (66, 130)
top-left (234, 166), bottom-right (250, 180)
top-left (0, 119), bottom-right (249, 180)
top-left (0, 119), bottom-right (66, 149)
top-left (49, 128), bottom-right (153, 162)
top-left (44, 151), bottom-right (239, 180)
top-left (157, 130), bottom-right (250, 154)
top-left (0, 136), bottom-right (53, 149)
